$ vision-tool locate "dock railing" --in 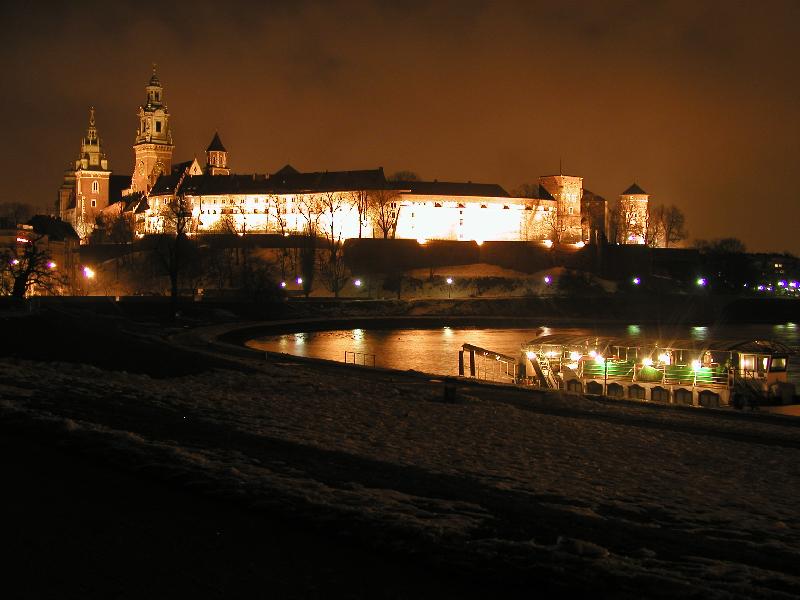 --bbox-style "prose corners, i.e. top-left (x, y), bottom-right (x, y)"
top-left (344, 351), bottom-right (376, 367)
